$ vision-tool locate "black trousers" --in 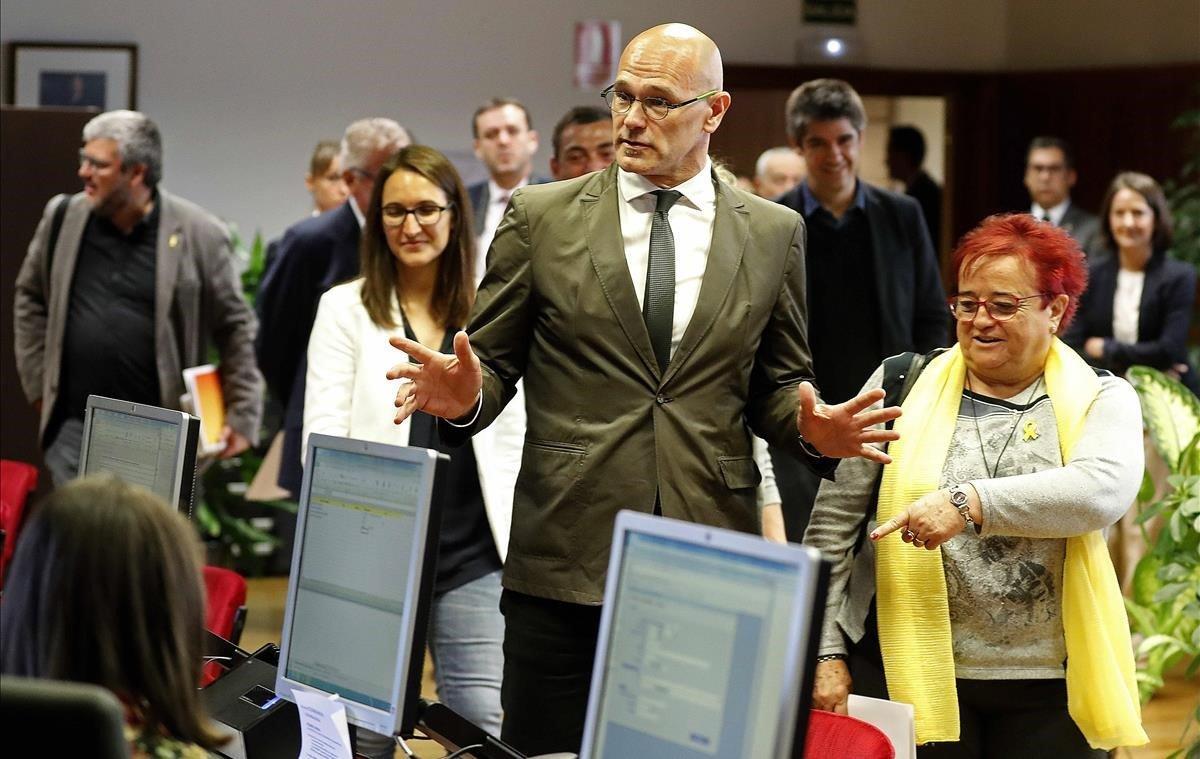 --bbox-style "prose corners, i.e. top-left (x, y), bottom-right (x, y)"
top-left (770, 445), bottom-right (822, 542)
top-left (849, 604), bottom-right (1105, 759)
top-left (498, 589), bottom-right (603, 756)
